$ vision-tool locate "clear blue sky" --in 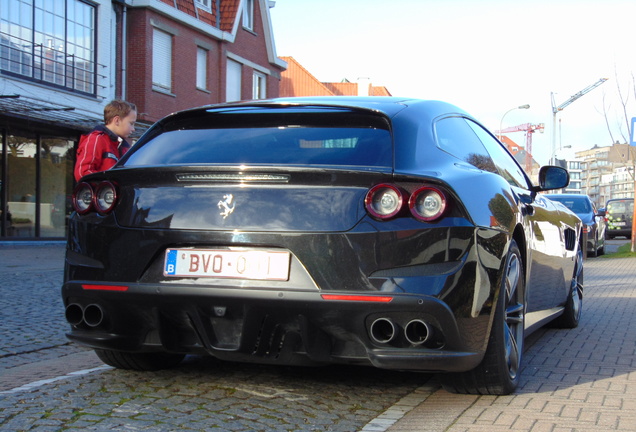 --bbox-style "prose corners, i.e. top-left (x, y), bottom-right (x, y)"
top-left (270, 0), bottom-right (636, 165)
